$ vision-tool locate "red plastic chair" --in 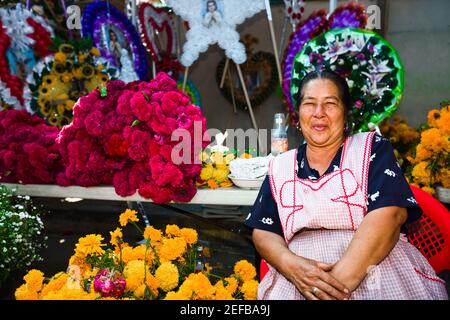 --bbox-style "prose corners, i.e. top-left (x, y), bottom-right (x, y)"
top-left (260, 185), bottom-right (450, 281)
top-left (407, 185), bottom-right (450, 273)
